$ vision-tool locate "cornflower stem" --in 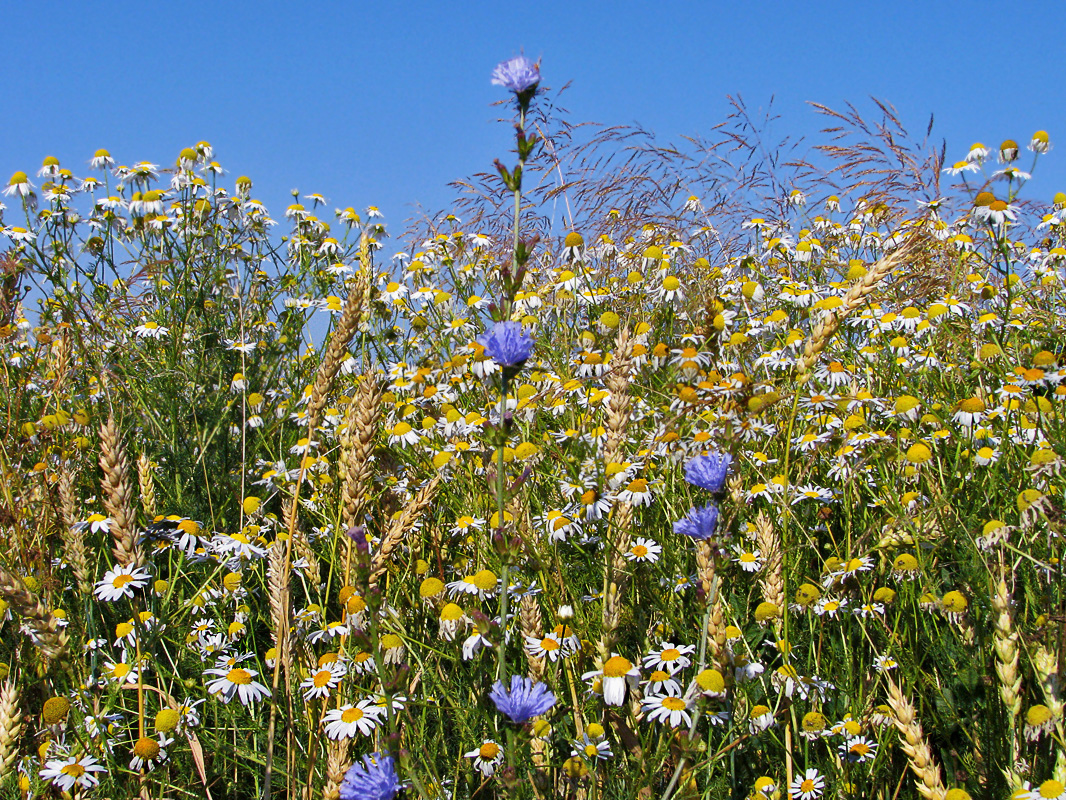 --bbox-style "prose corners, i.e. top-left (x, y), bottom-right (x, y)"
top-left (660, 602), bottom-right (713, 800)
top-left (506, 104), bottom-right (527, 320)
top-left (496, 373), bottom-right (510, 683)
